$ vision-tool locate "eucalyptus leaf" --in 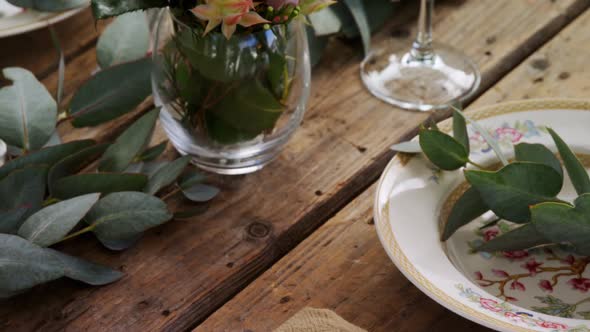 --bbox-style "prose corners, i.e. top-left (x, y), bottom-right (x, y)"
top-left (99, 108), bottom-right (160, 172)
top-left (7, 0), bottom-right (87, 12)
top-left (91, 0), bottom-right (169, 19)
top-left (52, 173), bottom-right (148, 199)
top-left (49, 26), bottom-right (65, 105)
top-left (0, 140), bottom-right (95, 180)
top-left (390, 141), bottom-right (421, 154)
top-left (70, 58), bottom-right (152, 127)
top-left (532, 194), bottom-right (590, 255)
top-left (452, 110), bottom-right (470, 154)
top-left (307, 25), bottom-right (329, 67)
top-left (48, 143), bottom-right (110, 195)
top-left (85, 192), bottom-right (172, 250)
top-left (92, 234), bottom-right (142, 251)
top-left (548, 128), bottom-right (590, 195)
top-left (125, 160), bottom-right (168, 176)
top-left (48, 248), bottom-right (123, 285)
top-left (138, 141), bottom-right (167, 161)
top-left (441, 187), bottom-right (488, 241)
top-left (342, 0), bottom-right (370, 55)
top-left (0, 67), bottom-right (57, 150)
top-left (97, 11), bottom-right (150, 68)
top-left (419, 129), bottom-right (468, 170)
top-left (178, 169), bottom-right (206, 189)
top-left (0, 167), bottom-right (48, 233)
top-left (0, 234), bottom-right (121, 298)
top-left (181, 184), bottom-right (220, 203)
top-left (514, 142), bottom-right (562, 179)
top-left (144, 156), bottom-right (191, 195)
top-left (452, 106), bottom-right (509, 166)
top-left (477, 223), bottom-right (548, 252)
top-left (18, 193), bottom-right (100, 247)
top-left (0, 234), bottom-right (63, 298)
top-left (465, 162), bottom-right (562, 223)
